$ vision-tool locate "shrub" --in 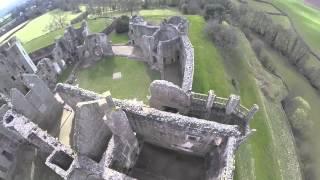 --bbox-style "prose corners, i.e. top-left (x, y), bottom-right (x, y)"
top-left (259, 51), bottom-right (277, 74)
top-left (205, 21), bottom-right (238, 49)
top-left (181, 3), bottom-right (189, 14)
top-left (252, 39), bottom-right (264, 58)
top-left (115, 15), bottom-right (130, 33)
top-left (284, 96), bottom-right (312, 132)
top-left (181, 1), bottom-right (201, 15)
top-left (204, 4), bottom-right (225, 21)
